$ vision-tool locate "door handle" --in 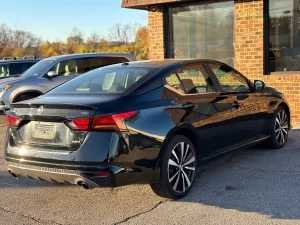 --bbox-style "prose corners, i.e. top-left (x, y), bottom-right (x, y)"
top-left (232, 101), bottom-right (241, 109)
top-left (182, 102), bottom-right (195, 108)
